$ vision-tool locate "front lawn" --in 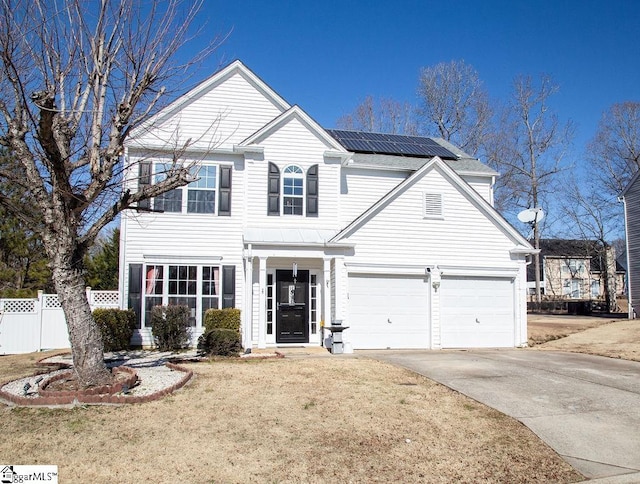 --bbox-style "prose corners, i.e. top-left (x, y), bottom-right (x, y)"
top-left (0, 354), bottom-right (582, 483)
